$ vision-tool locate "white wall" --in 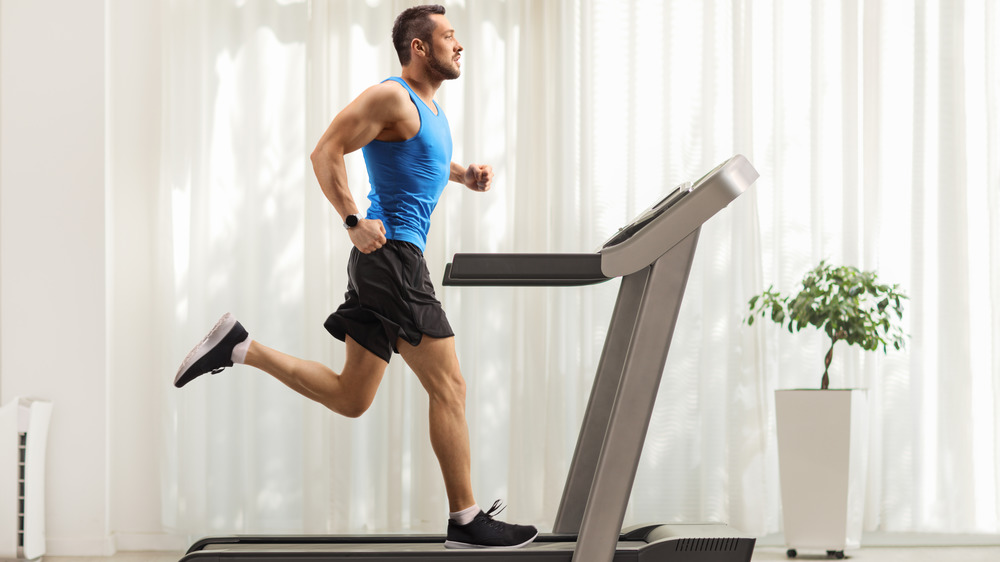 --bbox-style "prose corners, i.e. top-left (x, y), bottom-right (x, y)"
top-left (0, 0), bottom-right (111, 554)
top-left (0, 0), bottom-right (170, 554)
